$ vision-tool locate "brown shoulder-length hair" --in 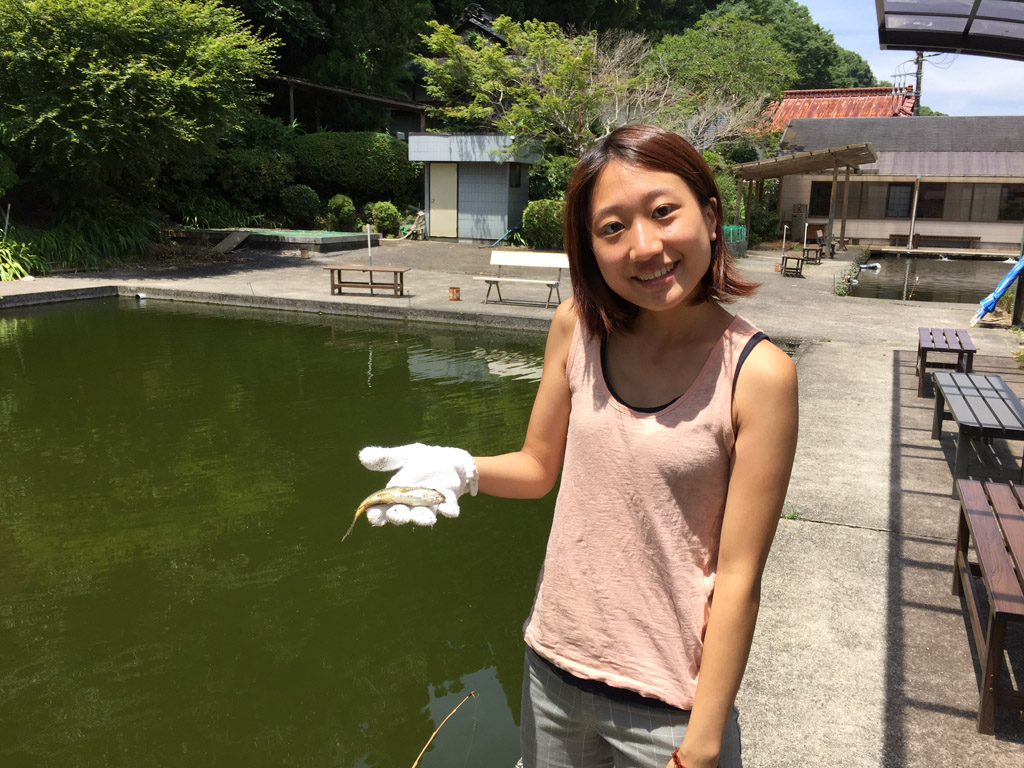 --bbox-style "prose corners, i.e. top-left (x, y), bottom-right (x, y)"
top-left (563, 124), bottom-right (758, 338)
